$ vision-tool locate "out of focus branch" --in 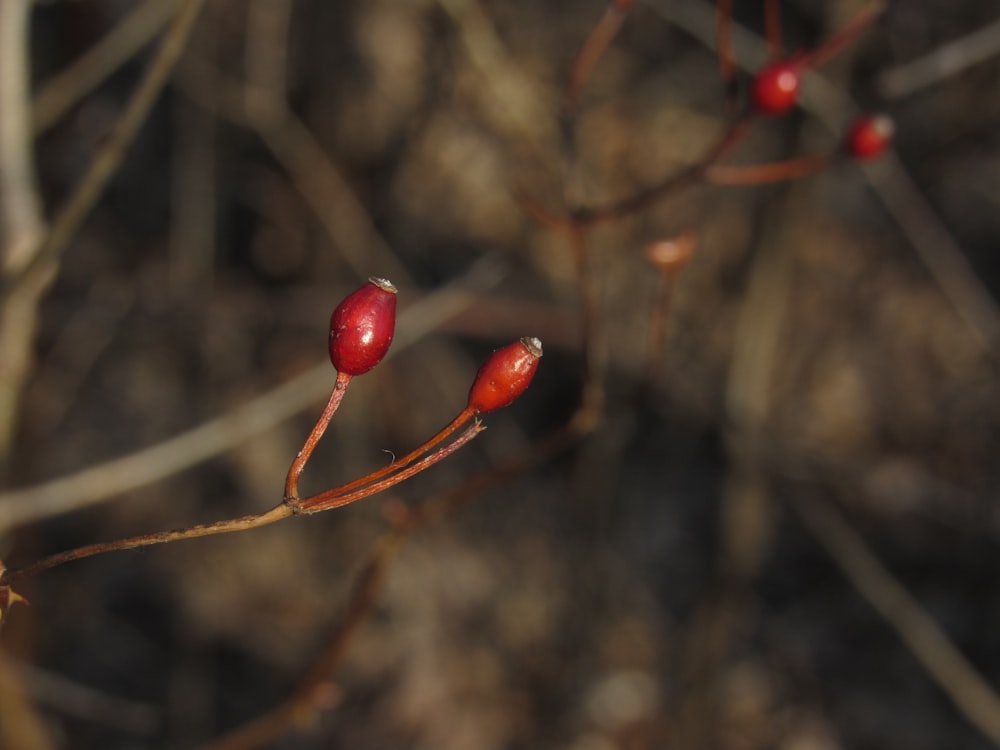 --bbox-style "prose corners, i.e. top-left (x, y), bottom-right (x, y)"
top-left (0, 0), bottom-right (48, 470)
top-left (32, 0), bottom-right (184, 135)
